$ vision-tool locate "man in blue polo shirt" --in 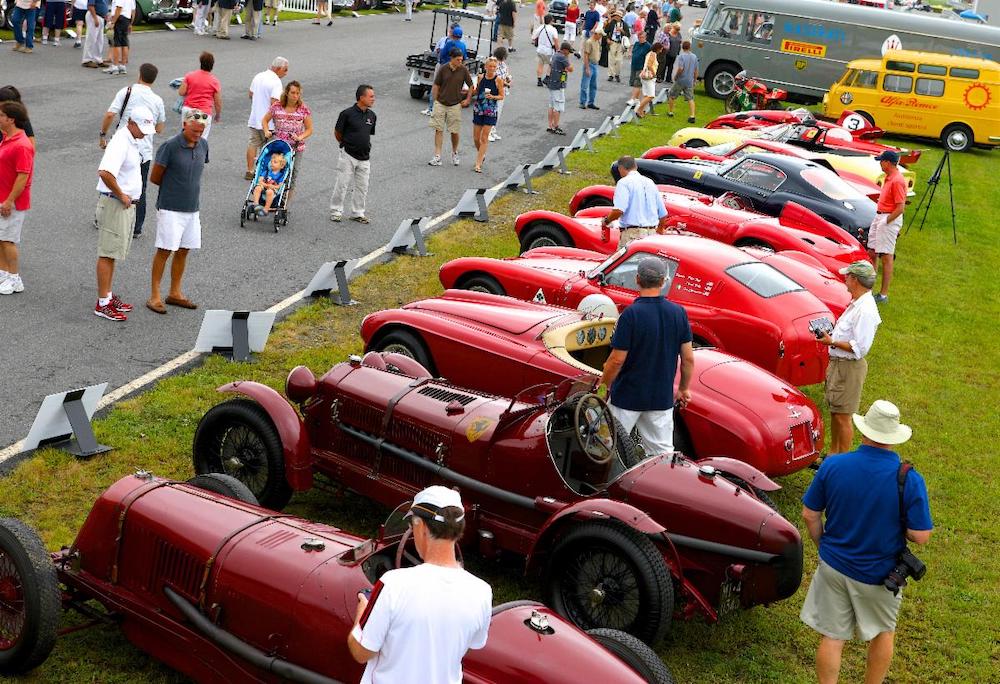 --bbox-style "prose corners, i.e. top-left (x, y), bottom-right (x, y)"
top-left (800, 400), bottom-right (932, 684)
top-left (598, 256), bottom-right (694, 457)
top-left (603, 155), bottom-right (669, 246)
